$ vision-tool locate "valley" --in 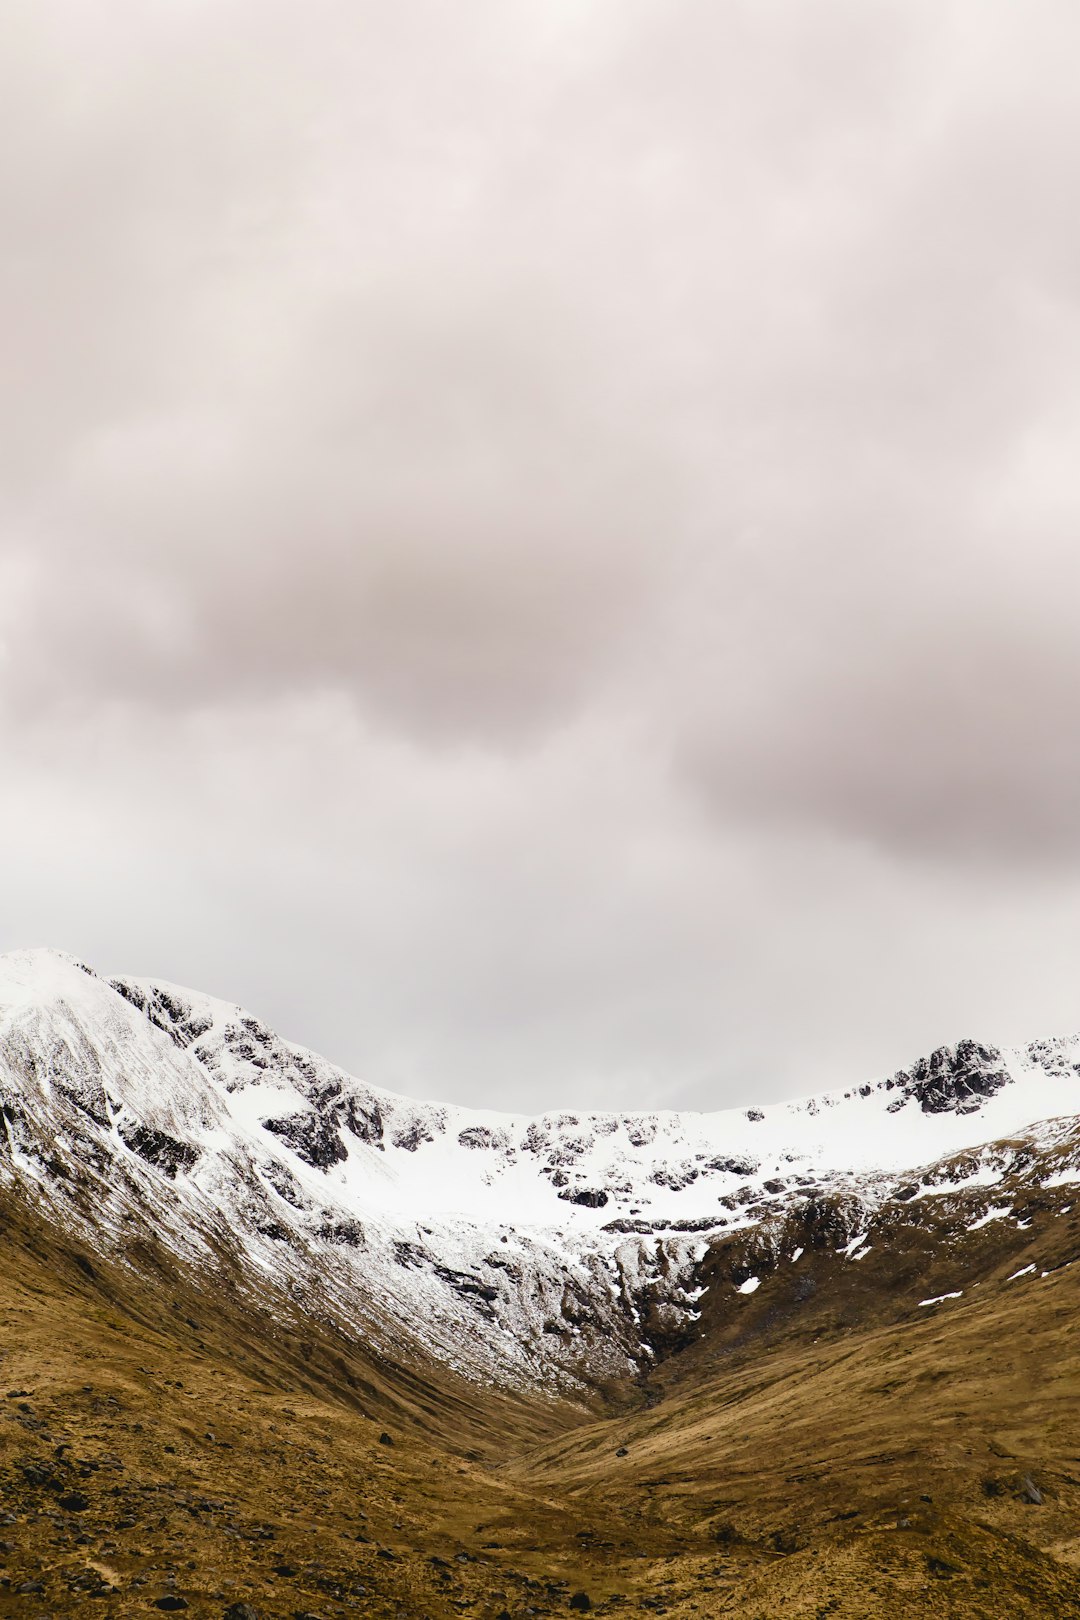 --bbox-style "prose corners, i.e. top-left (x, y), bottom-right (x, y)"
top-left (1, 951), bottom-right (1079, 1616)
